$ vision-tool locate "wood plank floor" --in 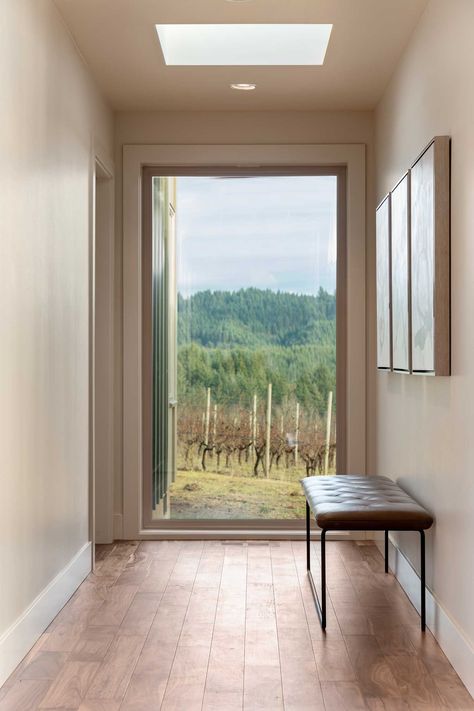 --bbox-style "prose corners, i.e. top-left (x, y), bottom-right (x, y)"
top-left (1, 540), bottom-right (473, 711)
